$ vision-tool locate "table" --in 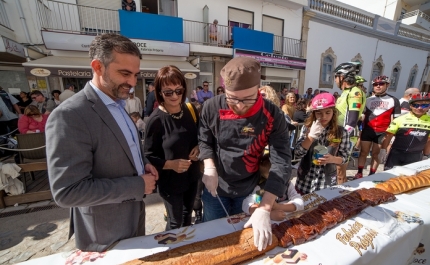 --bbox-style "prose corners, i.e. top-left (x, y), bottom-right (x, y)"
top-left (20, 160), bottom-right (430, 265)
